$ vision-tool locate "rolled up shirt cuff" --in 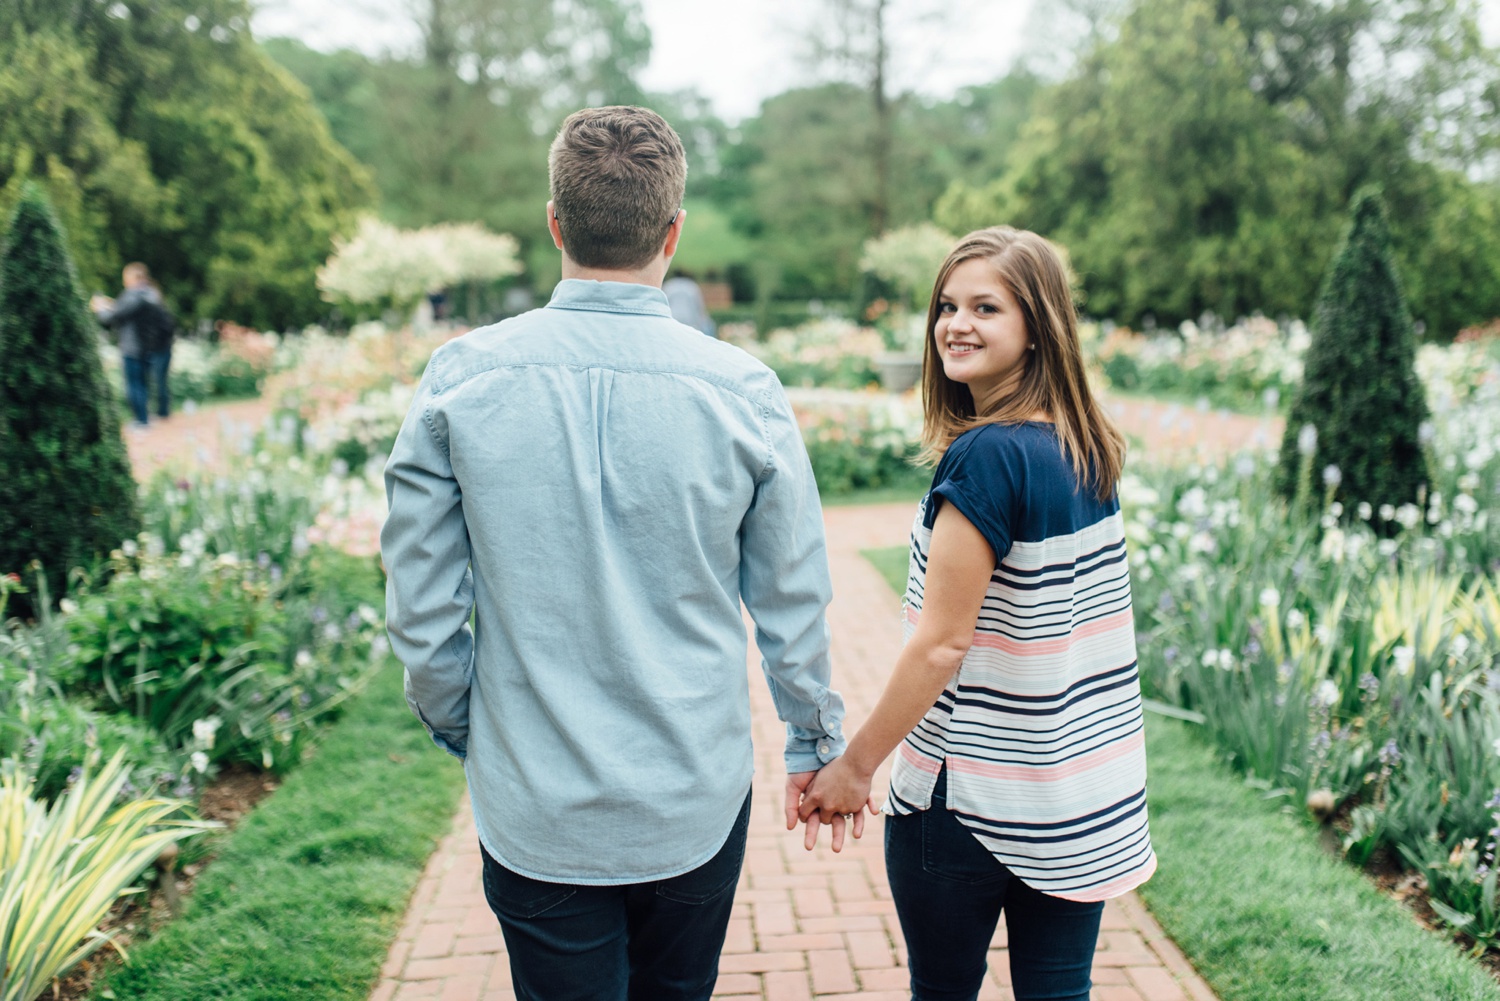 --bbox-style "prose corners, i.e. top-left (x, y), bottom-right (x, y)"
top-left (423, 724), bottom-right (467, 761)
top-left (784, 729), bottom-right (846, 774)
